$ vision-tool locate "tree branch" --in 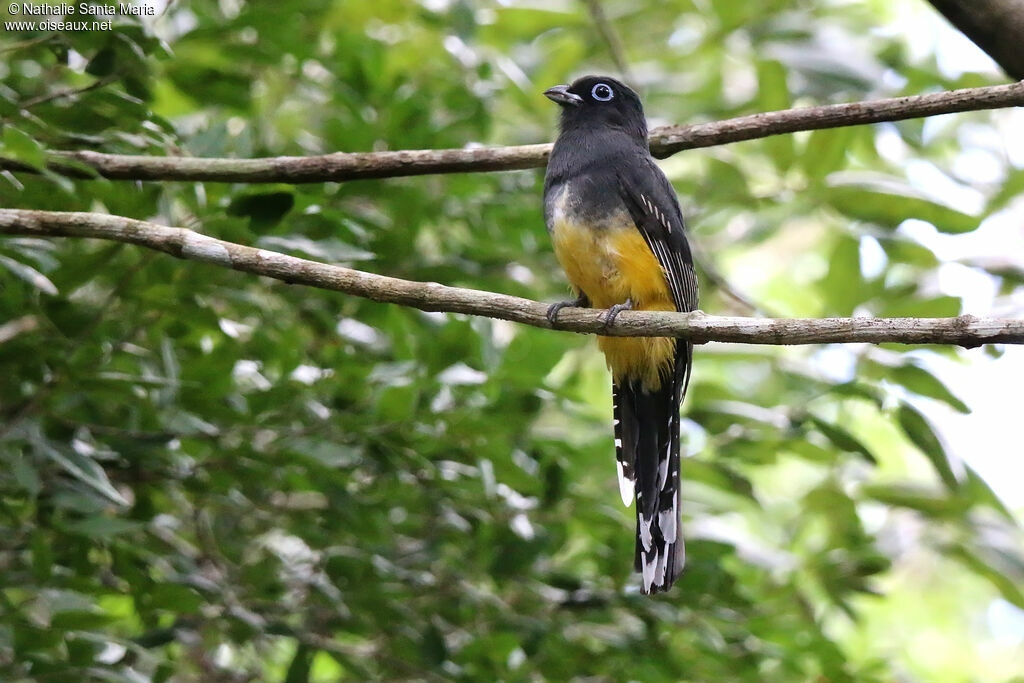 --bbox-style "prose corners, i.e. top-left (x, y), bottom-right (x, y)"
top-left (2, 81), bottom-right (1023, 184)
top-left (2, 209), bottom-right (1022, 347)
